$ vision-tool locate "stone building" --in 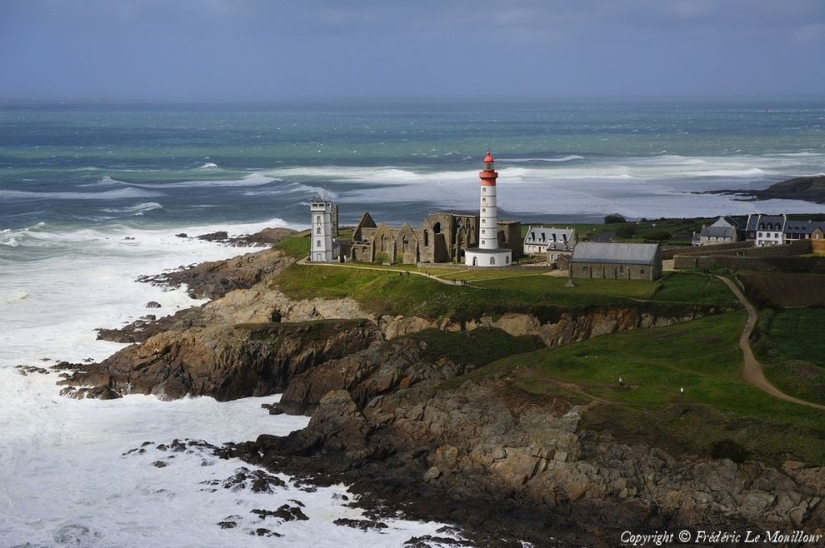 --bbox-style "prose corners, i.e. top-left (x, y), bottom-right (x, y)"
top-left (569, 242), bottom-right (662, 281)
top-left (692, 216), bottom-right (739, 246)
top-left (339, 210), bottom-right (521, 265)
